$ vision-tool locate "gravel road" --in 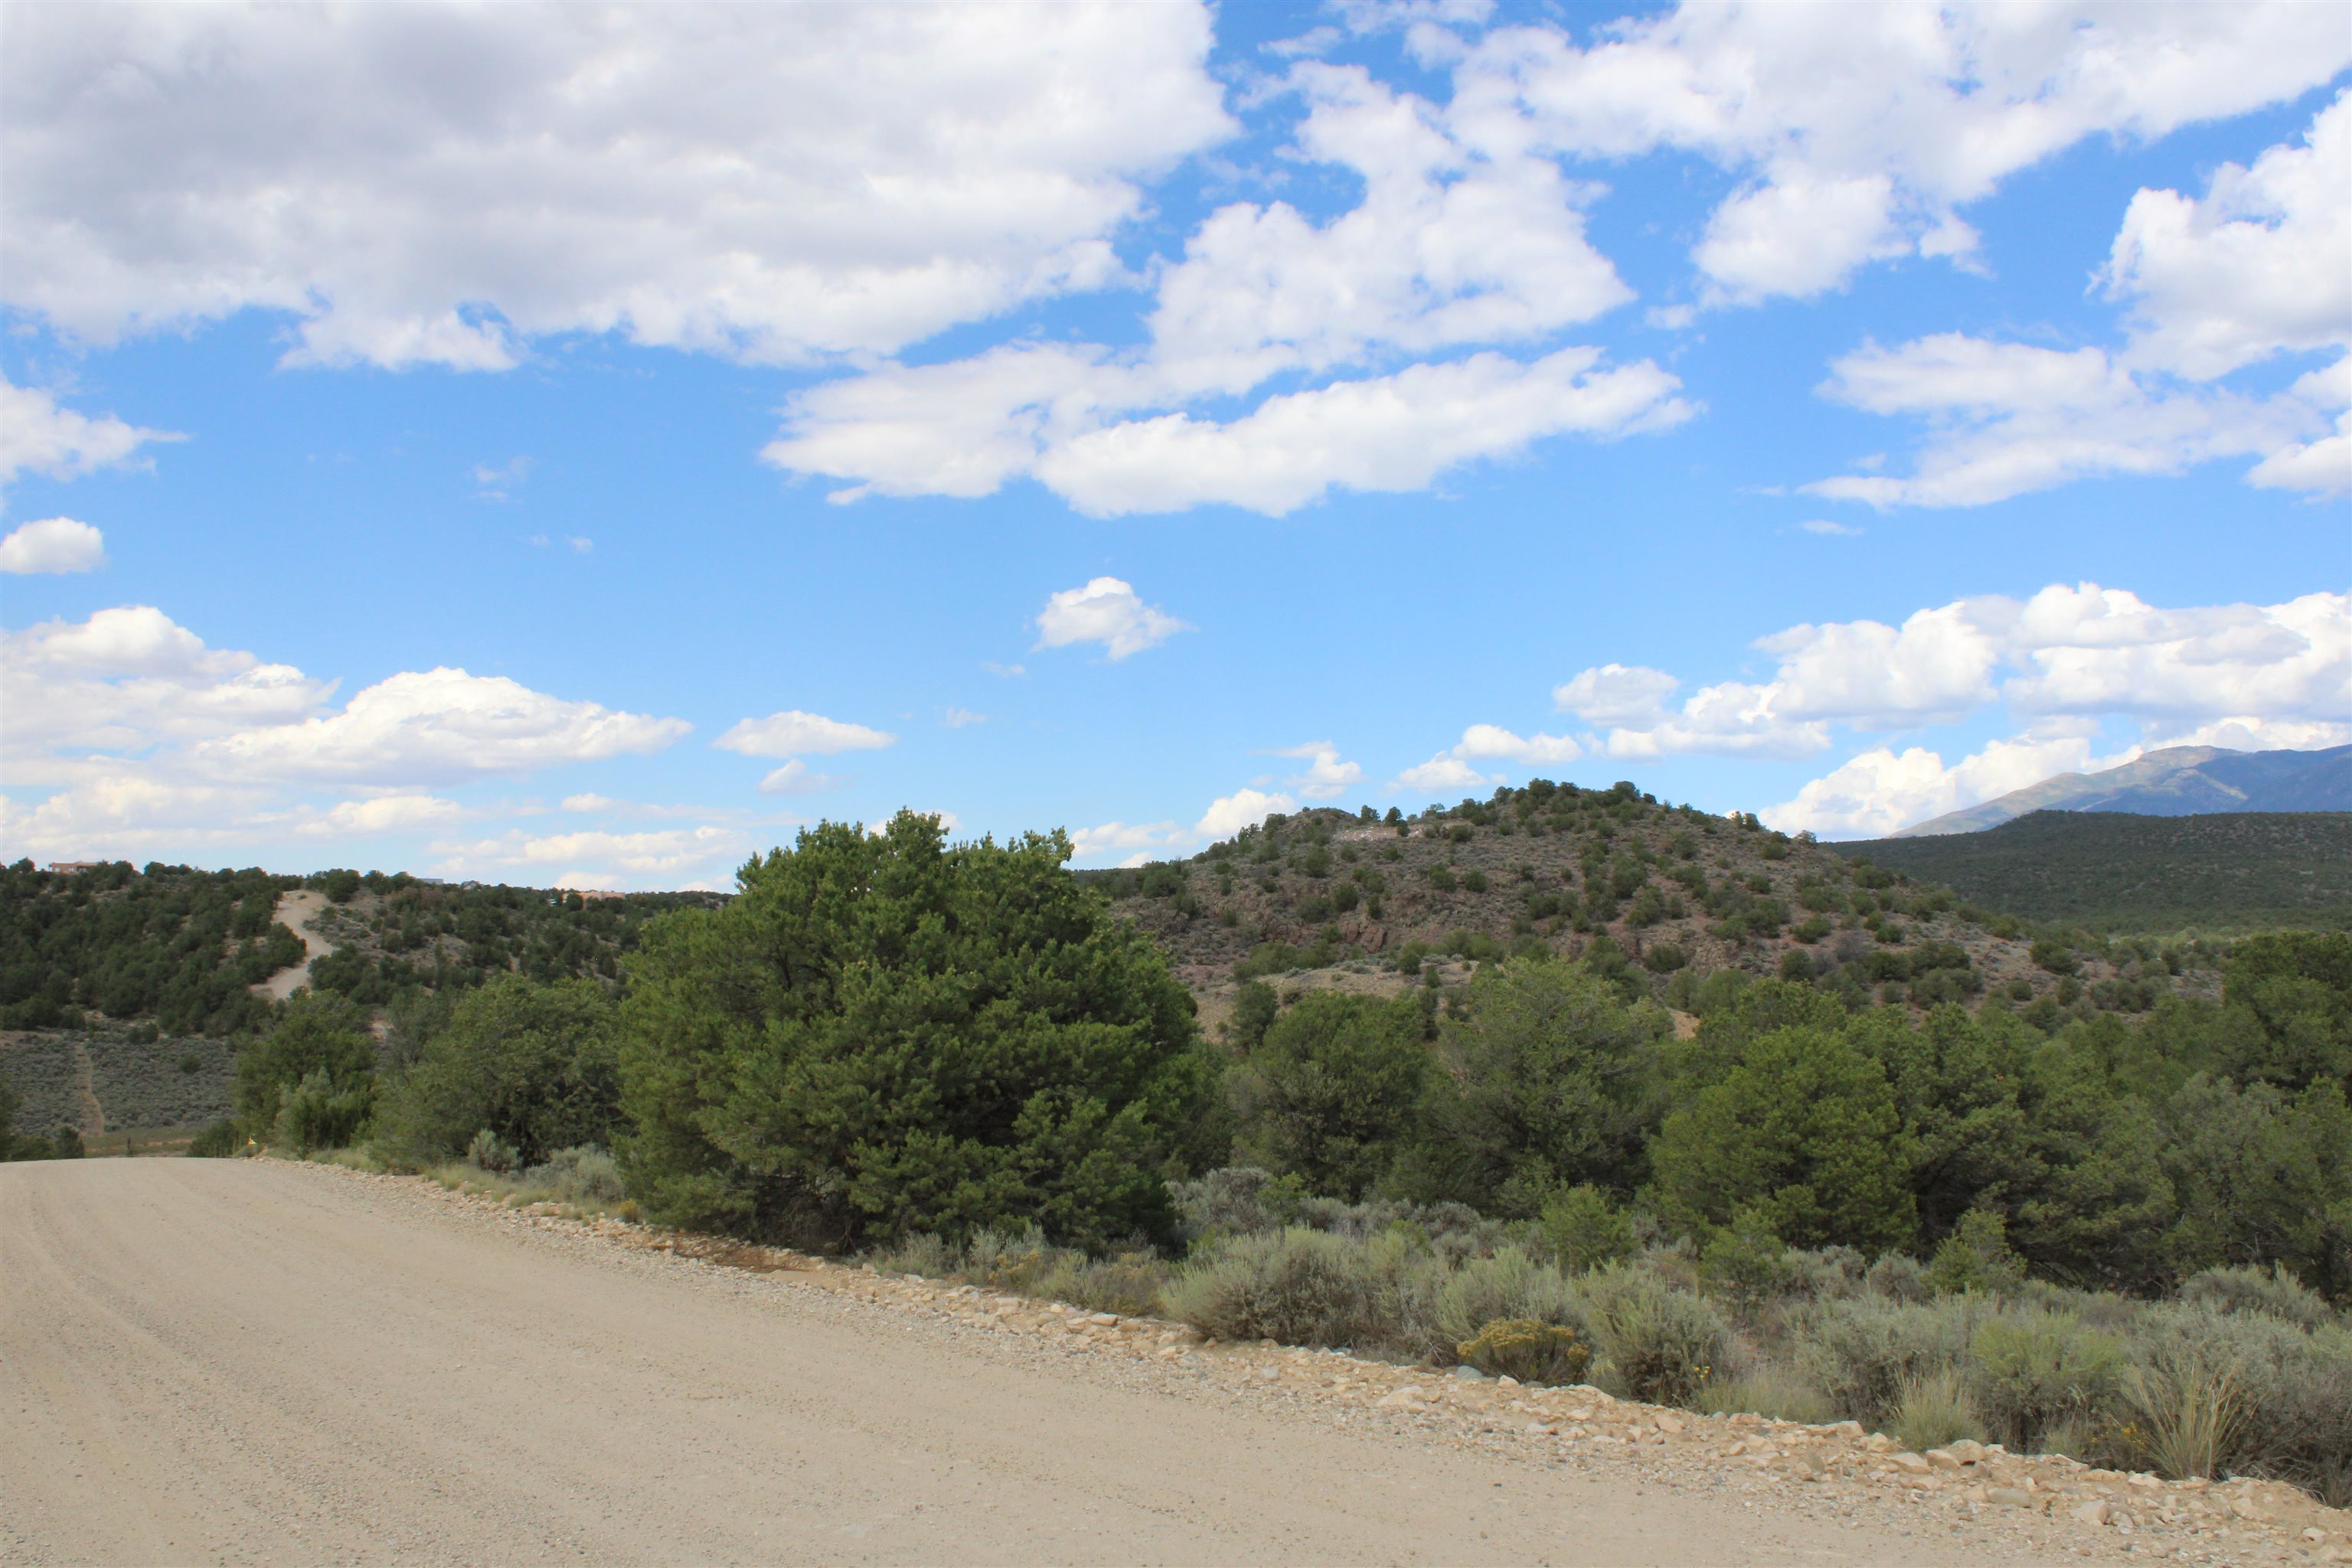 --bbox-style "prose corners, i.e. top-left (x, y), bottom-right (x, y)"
top-left (0, 1159), bottom-right (2318, 1566)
